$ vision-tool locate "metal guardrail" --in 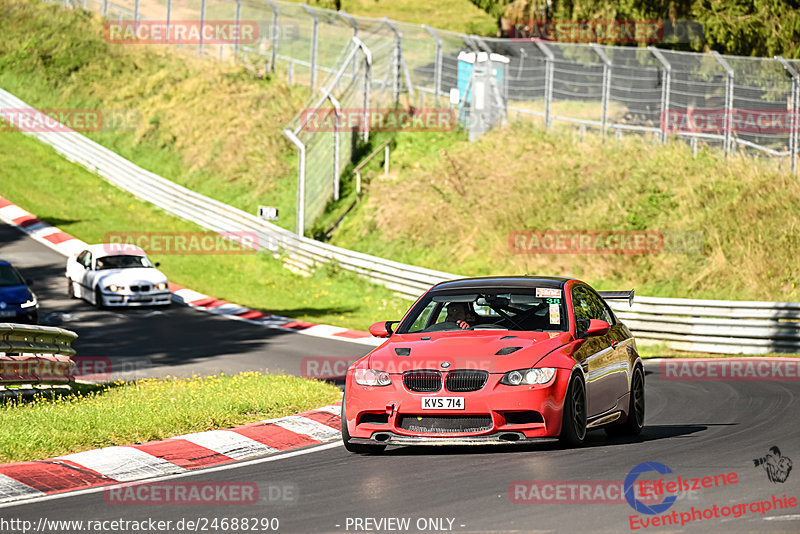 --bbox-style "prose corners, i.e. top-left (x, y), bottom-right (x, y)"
top-left (607, 297), bottom-right (800, 355)
top-left (3, 87), bottom-right (800, 355)
top-left (0, 323), bottom-right (78, 389)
